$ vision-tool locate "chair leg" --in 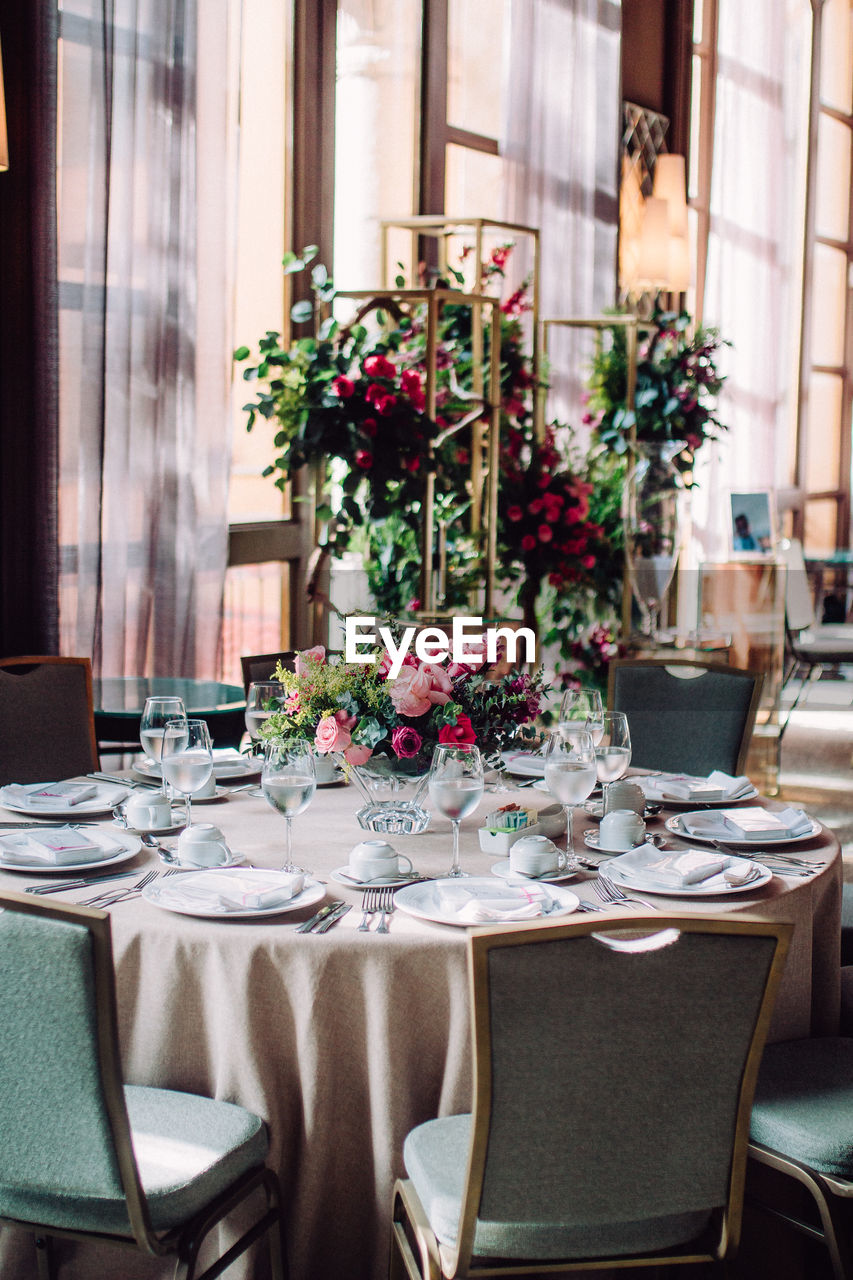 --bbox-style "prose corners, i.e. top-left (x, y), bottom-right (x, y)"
top-left (33, 1234), bottom-right (56, 1280)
